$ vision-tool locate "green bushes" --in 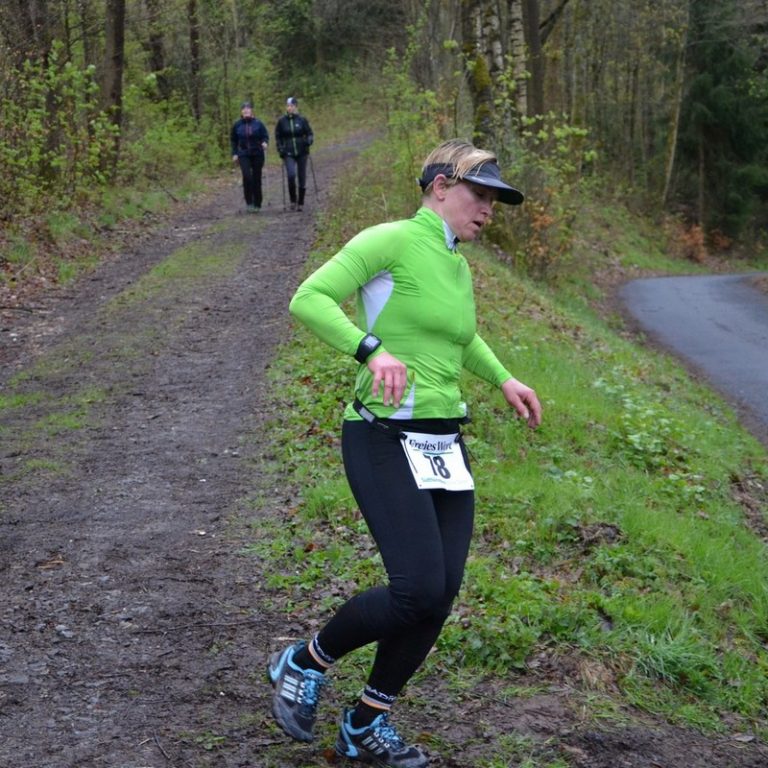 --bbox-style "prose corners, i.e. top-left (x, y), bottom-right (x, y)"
top-left (0, 43), bottom-right (116, 217)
